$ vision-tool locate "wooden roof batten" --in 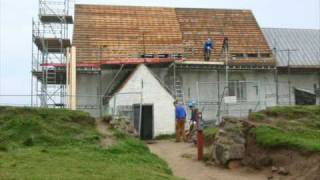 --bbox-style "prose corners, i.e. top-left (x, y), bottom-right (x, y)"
top-left (72, 4), bottom-right (275, 68)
